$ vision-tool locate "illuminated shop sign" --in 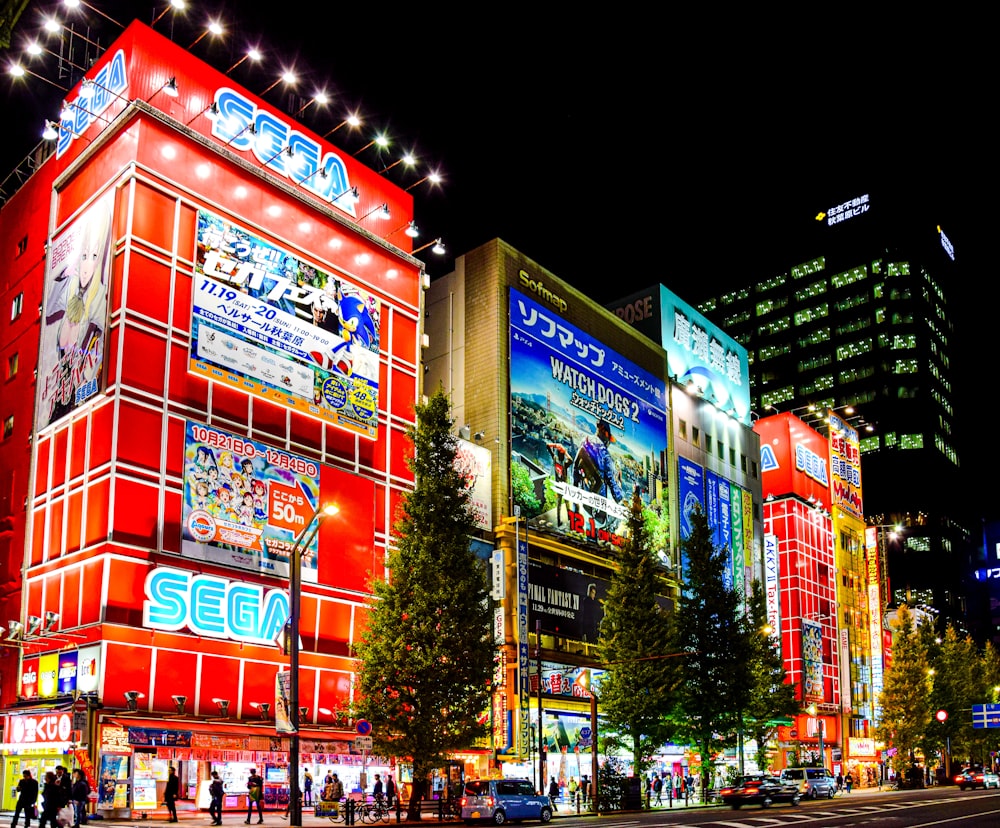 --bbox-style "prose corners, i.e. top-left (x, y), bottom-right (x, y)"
top-left (56, 49), bottom-right (127, 158)
top-left (818, 194), bottom-right (870, 226)
top-left (509, 288), bottom-right (668, 550)
top-left (829, 412), bottom-right (862, 519)
top-left (143, 566), bottom-right (289, 646)
top-left (938, 226), bottom-right (955, 261)
top-left (764, 534), bottom-right (781, 641)
top-left (865, 528), bottom-right (884, 722)
top-left (795, 444), bottom-right (829, 485)
top-left (456, 438), bottom-right (492, 532)
top-left (208, 88), bottom-right (357, 215)
top-left (6, 712), bottom-right (74, 745)
top-left (191, 210), bottom-right (380, 438)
